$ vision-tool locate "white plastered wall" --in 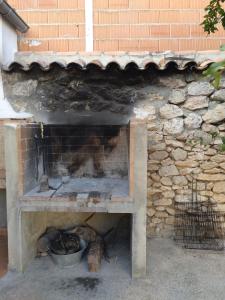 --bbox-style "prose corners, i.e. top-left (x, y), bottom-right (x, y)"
top-left (0, 16), bottom-right (32, 119)
top-left (0, 16), bottom-right (18, 67)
